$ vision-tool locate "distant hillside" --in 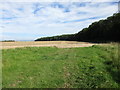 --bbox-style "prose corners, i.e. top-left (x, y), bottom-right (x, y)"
top-left (35, 13), bottom-right (120, 42)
